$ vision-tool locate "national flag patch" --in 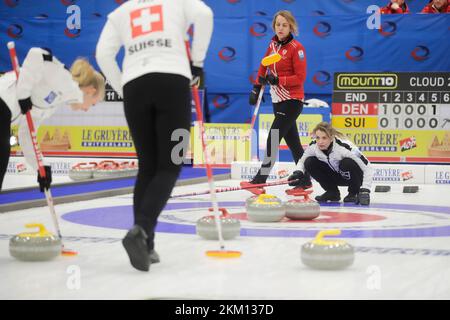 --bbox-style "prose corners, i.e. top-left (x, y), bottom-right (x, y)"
top-left (130, 5), bottom-right (164, 38)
